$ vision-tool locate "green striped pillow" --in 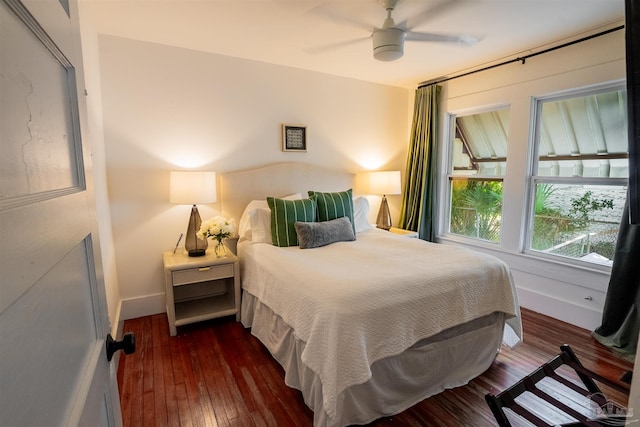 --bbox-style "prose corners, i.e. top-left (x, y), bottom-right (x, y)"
top-left (308, 189), bottom-right (355, 233)
top-left (267, 196), bottom-right (317, 247)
